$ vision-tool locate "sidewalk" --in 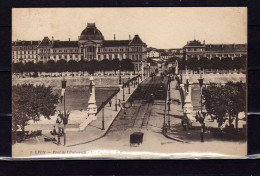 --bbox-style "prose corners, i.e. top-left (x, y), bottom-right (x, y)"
top-left (169, 80), bottom-right (184, 119)
top-left (163, 79), bottom-right (185, 142)
top-left (65, 76), bottom-right (147, 147)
